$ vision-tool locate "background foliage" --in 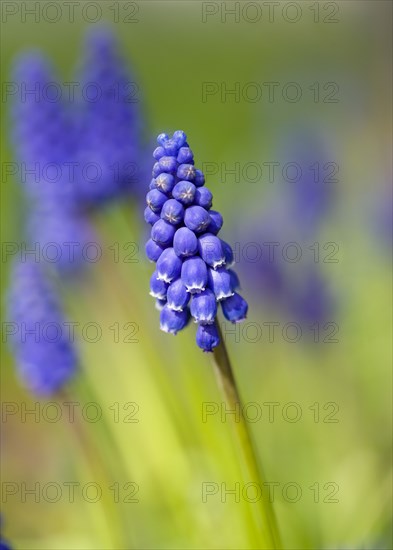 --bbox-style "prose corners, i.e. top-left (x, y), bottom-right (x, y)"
top-left (1, 1), bottom-right (392, 548)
